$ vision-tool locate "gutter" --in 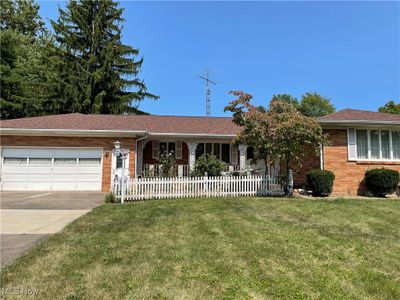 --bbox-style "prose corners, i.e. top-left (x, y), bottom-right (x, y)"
top-left (0, 128), bottom-right (148, 137)
top-left (135, 134), bottom-right (148, 177)
top-left (318, 120), bottom-right (400, 126)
